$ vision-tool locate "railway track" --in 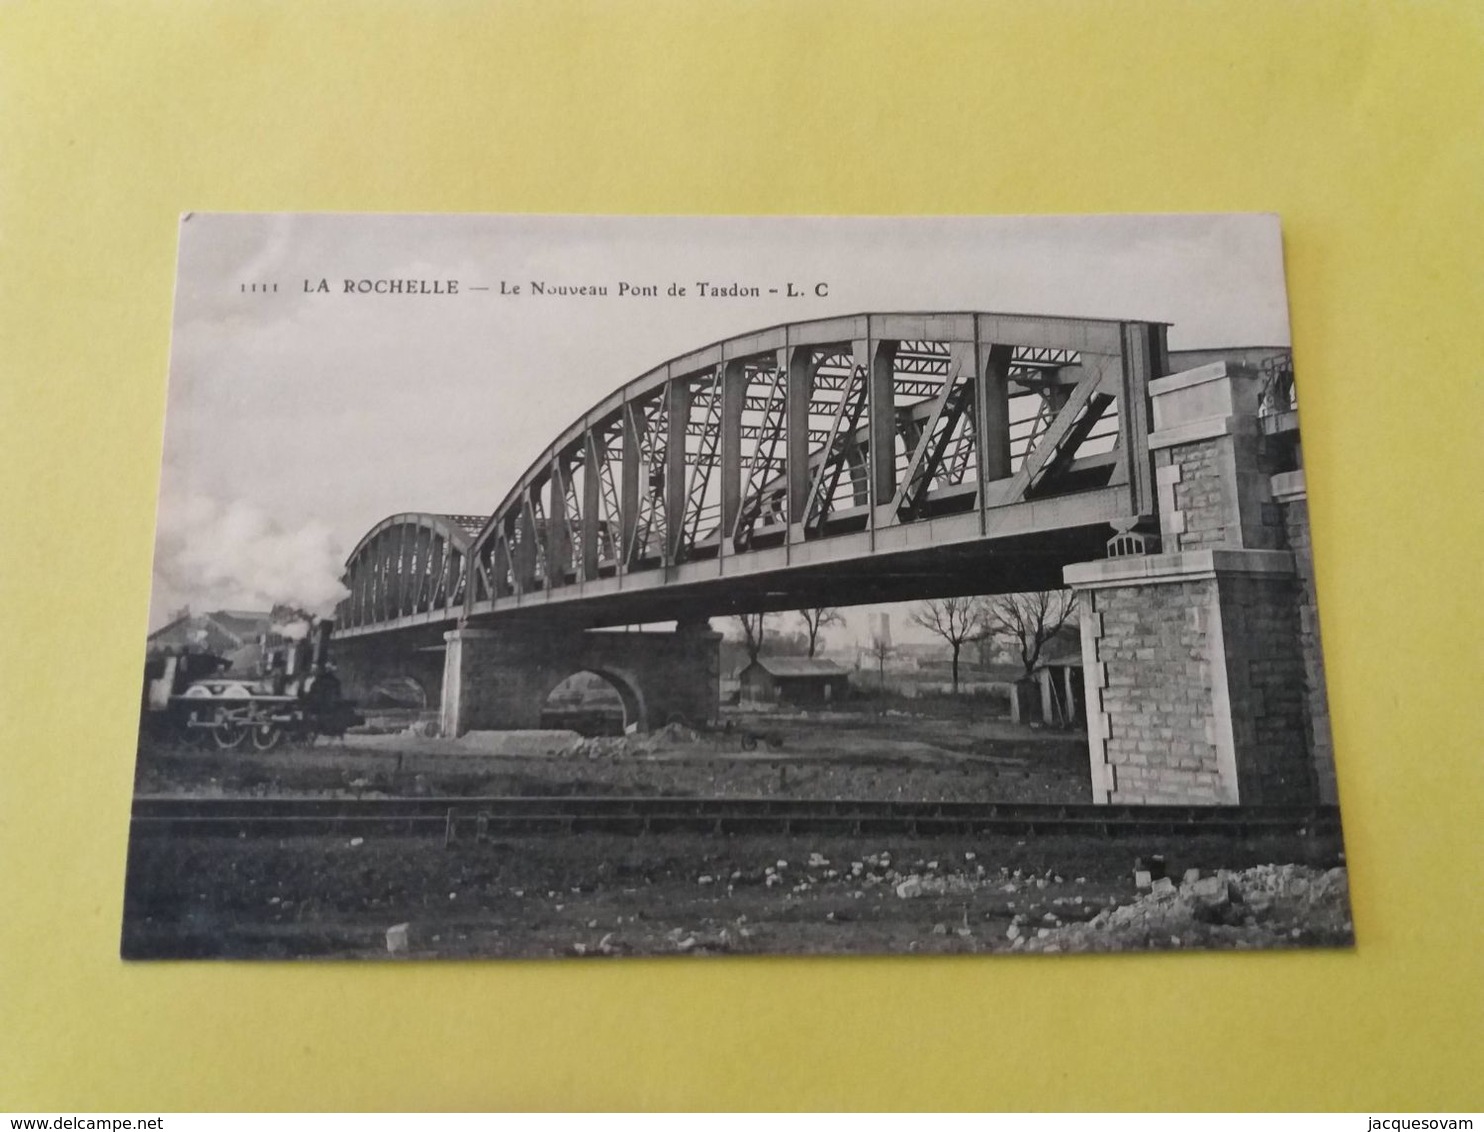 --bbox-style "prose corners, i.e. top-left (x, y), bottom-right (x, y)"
top-left (130, 794), bottom-right (1343, 842)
